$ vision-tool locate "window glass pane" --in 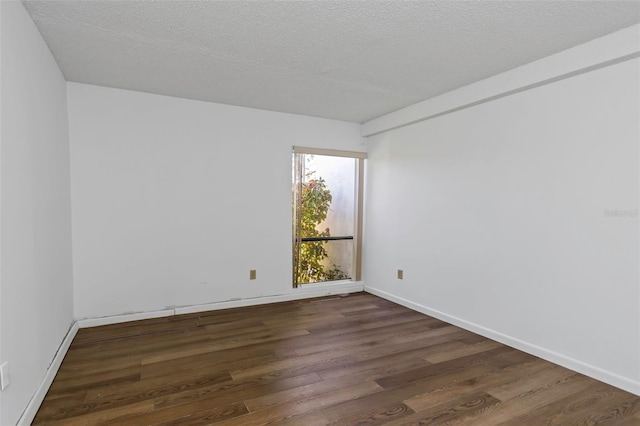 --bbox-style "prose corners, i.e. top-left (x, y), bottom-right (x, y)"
top-left (298, 239), bottom-right (353, 284)
top-left (292, 149), bottom-right (362, 287)
top-left (305, 155), bottom-right (355, 238)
